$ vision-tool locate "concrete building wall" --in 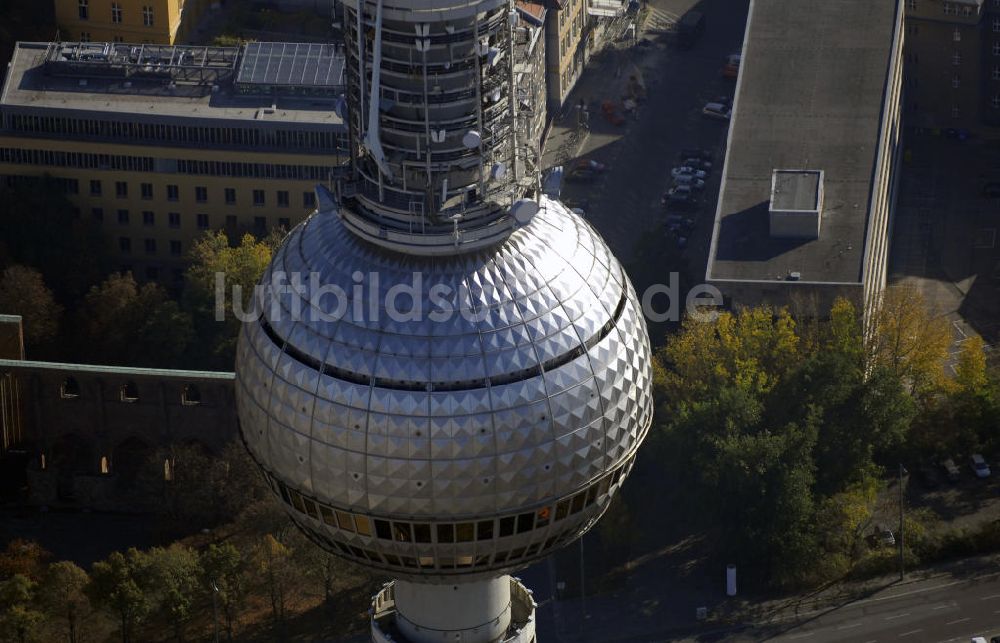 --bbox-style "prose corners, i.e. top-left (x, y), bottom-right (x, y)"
top-left (545, 0), bottom-right (588, 112)
top-left (0, 358), bottom-right (237, 506)
top-left (55, 0), bottom-right (204, 45)
top-left (904, 0), bottom-right (1000, 133)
